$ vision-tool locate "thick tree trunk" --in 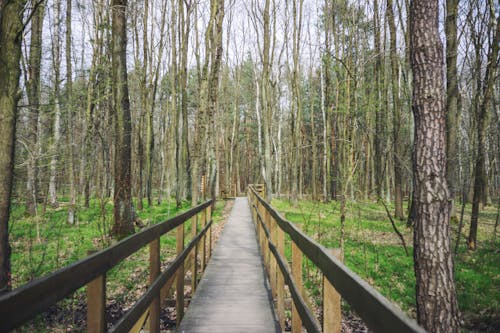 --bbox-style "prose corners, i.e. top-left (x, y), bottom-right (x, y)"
top-left (0, 0), bottom-right (27, 294)
top-left (409, 1), bottom-right (460, 331)
top-left (111, 0), bottom-right (134, 239)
